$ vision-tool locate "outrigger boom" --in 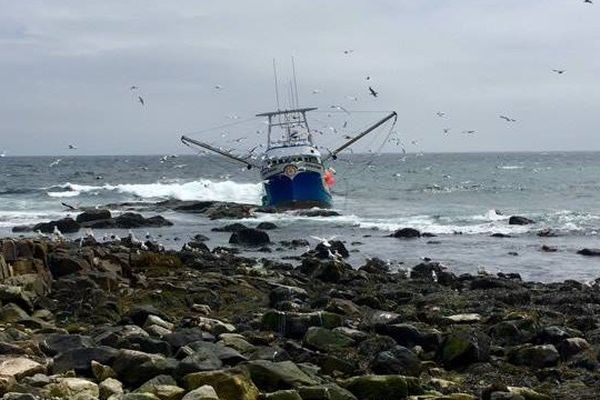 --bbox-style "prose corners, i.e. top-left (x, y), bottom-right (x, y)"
top-left (180, 135), bottom-right (260, 169)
